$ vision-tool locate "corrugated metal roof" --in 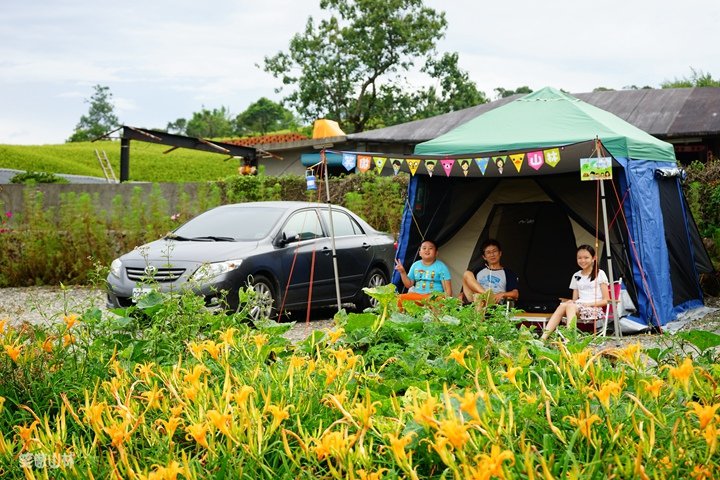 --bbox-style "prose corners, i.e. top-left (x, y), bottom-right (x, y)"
top-left (348, 87), bottom-right (720, 143)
